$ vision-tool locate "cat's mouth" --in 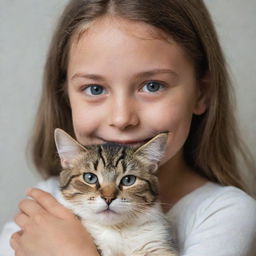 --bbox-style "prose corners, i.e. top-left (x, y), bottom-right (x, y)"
top-left (98, 209), bottom-right (117, 215)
